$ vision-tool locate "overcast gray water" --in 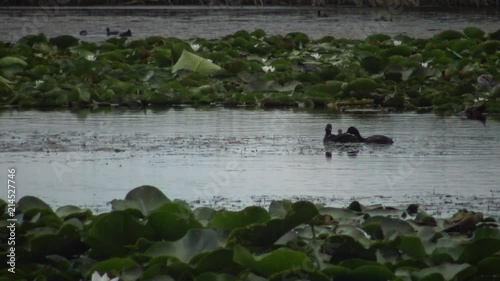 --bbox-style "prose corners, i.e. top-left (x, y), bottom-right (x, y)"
top-left (0, 6), bottom-right (499, 42)
top-left (0, 108), bottom-right (499, 216)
